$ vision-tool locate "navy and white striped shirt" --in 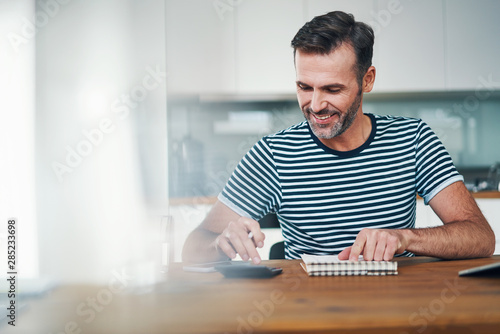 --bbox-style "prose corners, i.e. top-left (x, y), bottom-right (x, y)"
top-left (218, 114), bottom-right (463, 259)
